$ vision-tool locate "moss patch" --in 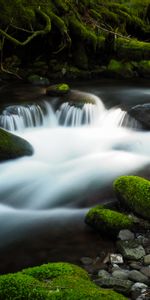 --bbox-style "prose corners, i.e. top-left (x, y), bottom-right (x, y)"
top-left (22, 262), bottom-right (89, 281)
top-left (0, 262), bottom-right (128, 300)
top-left (107, 59), bottom-right (134, 78)
top-left (85, 205), bottom-right (134, 237)
top-left (113, 175), bottom-right (150, 220)
top-left (46, 83), bottom-right (70, 96)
